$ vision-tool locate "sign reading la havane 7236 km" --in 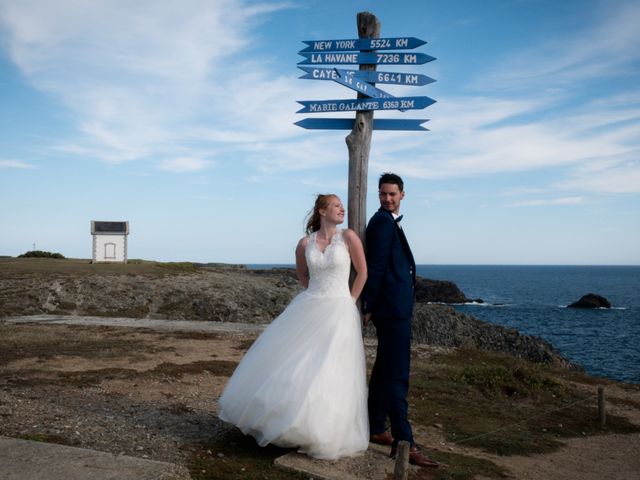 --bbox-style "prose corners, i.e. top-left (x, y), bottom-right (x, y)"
top-left (295, 34), bottom-right (436, 131)
top-left (298, 51), bottom-right (435, 65)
